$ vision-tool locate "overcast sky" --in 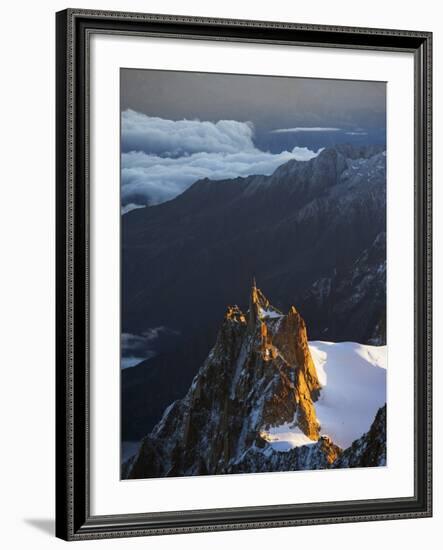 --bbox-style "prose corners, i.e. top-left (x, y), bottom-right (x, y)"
top-left (120, 69), bottom-right (386, 212)
top-left (121, 69), bottom-right (386, 133)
